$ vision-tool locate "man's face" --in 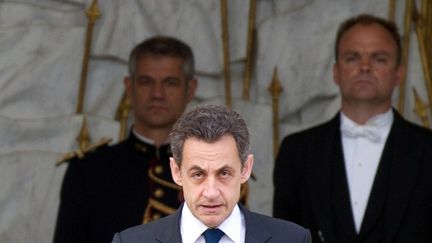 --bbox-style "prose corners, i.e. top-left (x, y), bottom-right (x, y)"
top-left (333, 23), bottom-right (404, 107)
top-left (170, 135), bottom-right (253, 228)
top-left (125, 56), bottom-right (197, 133)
